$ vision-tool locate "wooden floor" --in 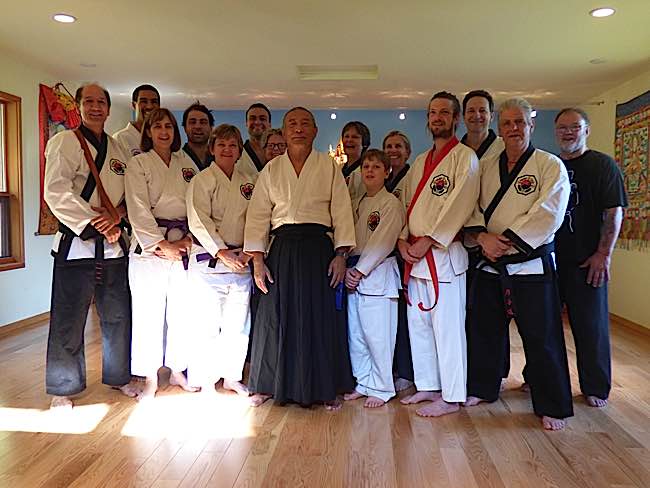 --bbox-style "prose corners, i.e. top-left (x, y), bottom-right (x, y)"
top-left (0, 312), bottom-right (648, 488)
